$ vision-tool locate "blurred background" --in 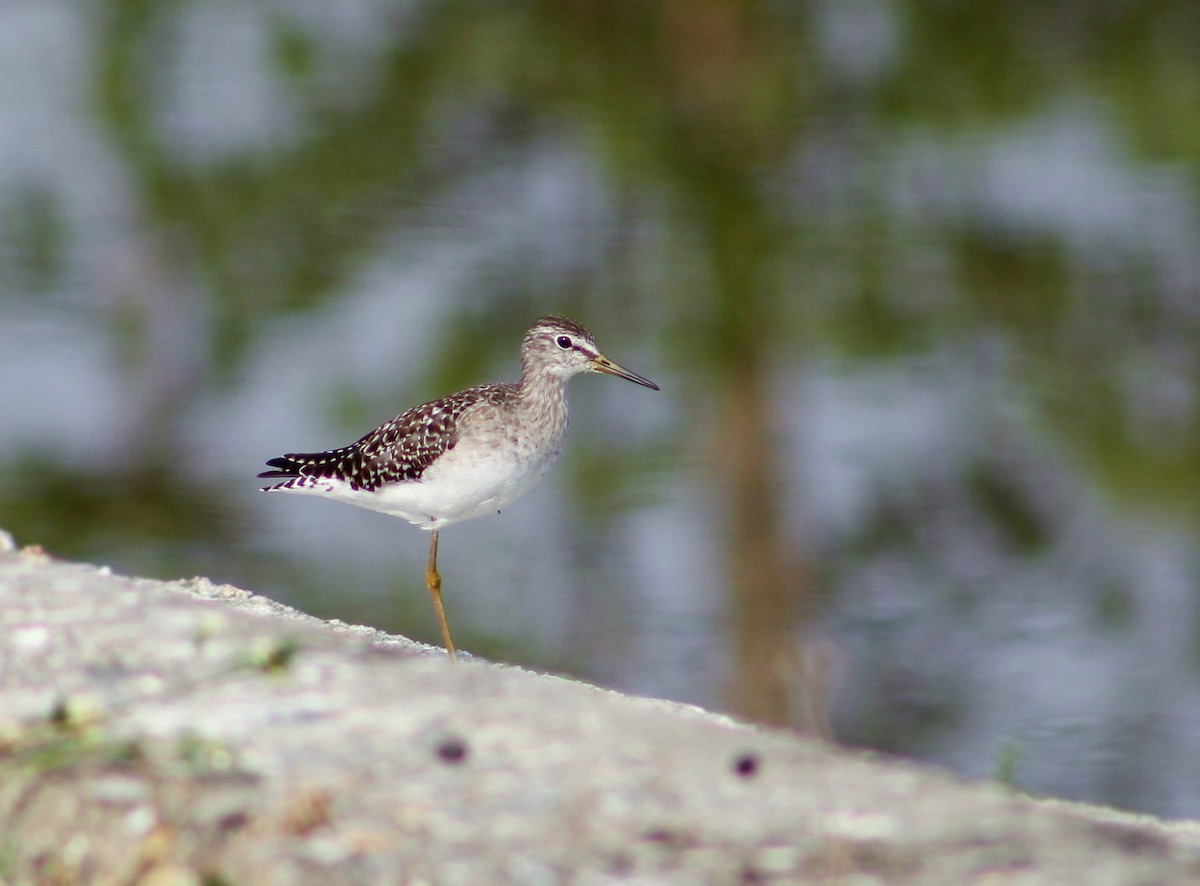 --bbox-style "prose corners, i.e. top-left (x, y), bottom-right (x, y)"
top-left (3, 0), bottom-right (1200, 818)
